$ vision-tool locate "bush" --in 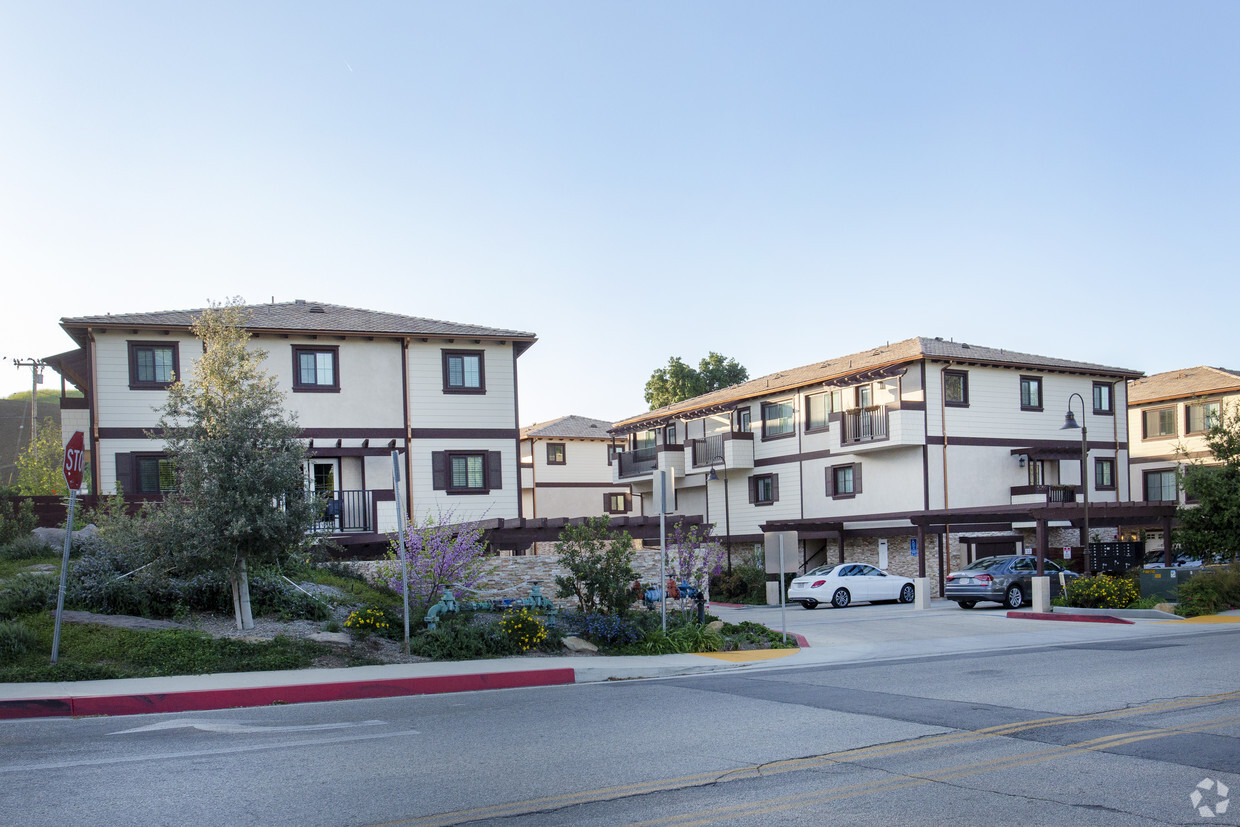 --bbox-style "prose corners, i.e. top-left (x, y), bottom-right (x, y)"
top-left (1062, 574), bottom-right (1139, 609)
top-left (345, 606), bottom-right (395, 639)
top-left (0, 497), bottom-right (38, 546)
top-left (0, 573), bottom-right (58, 618)
top-left (1175, 565), bottom-right (1240, 618)
top-left (562, 612), bottom-right (643, 647)
top-left (408, 620), bottom-right (512, 660)
top-left (710, 565), bottom-right (767, 604)
top-left (0, 620), bottom-right (36, 662)
top-left (498, 608), bottom-right (548, 653)
top-left (0, 535), bottom-right (55, 561)
top-left (554, 517), bottom-right (638, 616)
top-left (669, 623), bottom-right (724, 653)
